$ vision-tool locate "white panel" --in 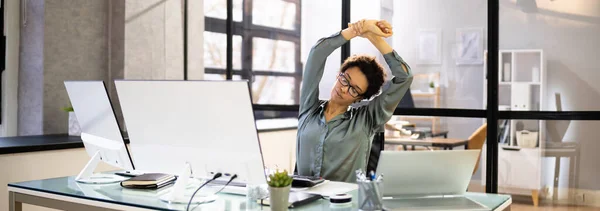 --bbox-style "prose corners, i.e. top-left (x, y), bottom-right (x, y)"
top-left (64, 81), bottom-right (134, 171)
top-left (115, 80), bottom-right (266, 185)
top-left (511, 83), bottom-right (531, 111)
top-left (499, 149), bottom-right (541, 190)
